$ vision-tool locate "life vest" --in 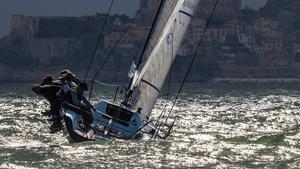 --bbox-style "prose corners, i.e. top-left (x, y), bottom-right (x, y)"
top-left (62, 82), bottom-right (81, 106)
